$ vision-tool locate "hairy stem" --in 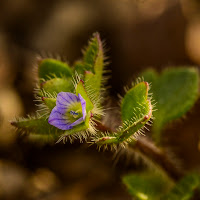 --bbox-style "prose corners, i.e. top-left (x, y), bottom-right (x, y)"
top-left (95, 121), bottom-right (183, 181)
top-left (133, 138), bottom-right (183, 181)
